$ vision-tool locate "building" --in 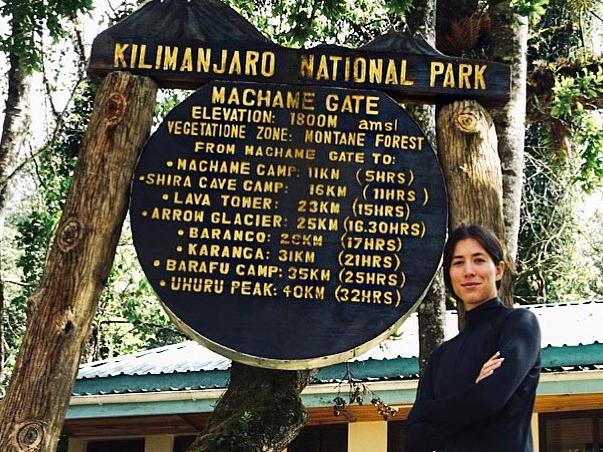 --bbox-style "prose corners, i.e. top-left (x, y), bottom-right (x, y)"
top-left (65, 301), bottom-right (603, 452)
